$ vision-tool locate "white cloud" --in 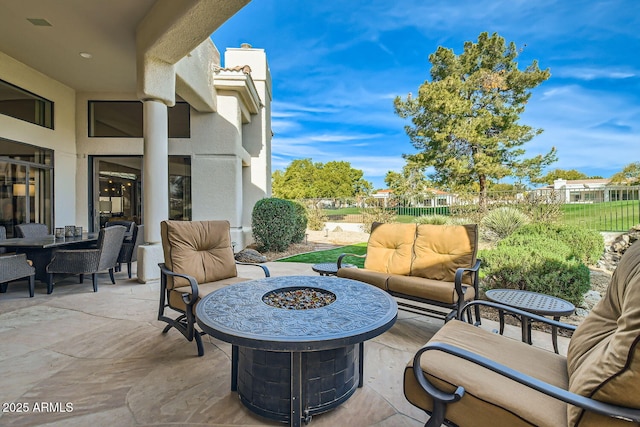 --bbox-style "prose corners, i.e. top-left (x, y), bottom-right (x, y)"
top-left (553, 67), bottom-right (637, 81)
